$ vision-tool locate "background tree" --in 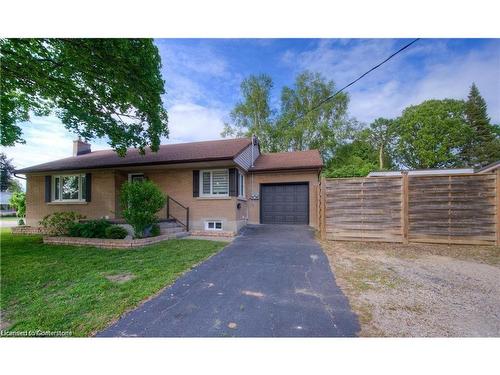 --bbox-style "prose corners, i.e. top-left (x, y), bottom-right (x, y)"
top-left (0, 152), bottom-right (16, 191)
top-left (221, 74), bottom-right (277, 152)
top-left (460, 83), bottom-right (500, 167)
top-left (1, 38), bottom-right (168, 155)
top-left (324, 137), bottom-right (379, 177)
top-left (393, 99), bottom-right (471, 169)
top-left (277, 71), bottom-right (351, 159)
top-left (367, 117), bottom-right (395, 170)
top-left (7, 179), bottom-right (22, 193)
